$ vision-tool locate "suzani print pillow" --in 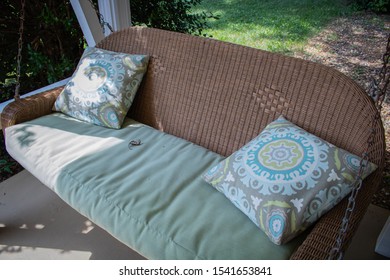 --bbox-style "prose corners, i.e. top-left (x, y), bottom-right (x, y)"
top-left (54, 47), bottom-right (149, 129)
top-left (202, 115), bottom-right (377, 245)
